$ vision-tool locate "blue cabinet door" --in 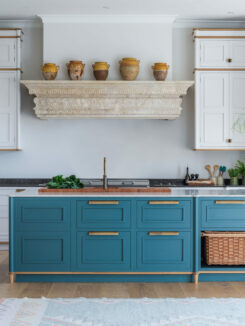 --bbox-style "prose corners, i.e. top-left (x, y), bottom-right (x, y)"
top-left (14, 232), bottom-right (70, 271)
top-left (76, 199), bottom-right (131, 229)
top-left (136, 231), bottom-right (192, 271)
top-left (14, 198), bottom-right (70, 231)
top-left (200, 198), bottom-right (245, 229)
top-left (136, 199), bottom-right (192, 230)
top-left (76, 231), bottom-right (131, 271)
